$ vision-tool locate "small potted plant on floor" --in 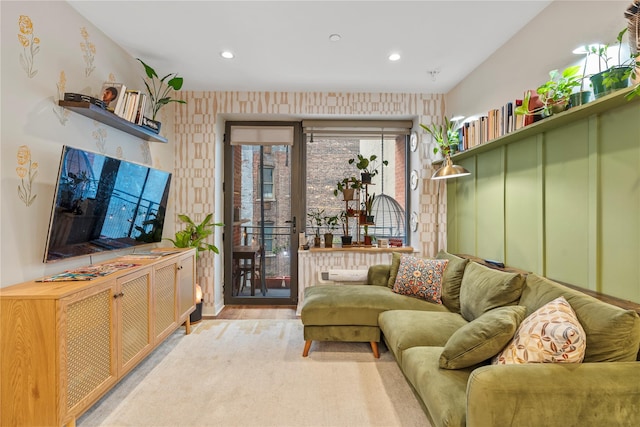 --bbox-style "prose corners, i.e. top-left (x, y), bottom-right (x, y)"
top-left (166, 213), bottom-right (223, 323)
top-left (348, 154), bottom-right (388, 184)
